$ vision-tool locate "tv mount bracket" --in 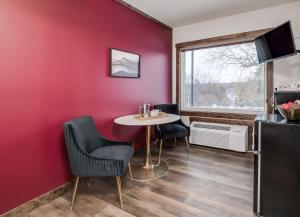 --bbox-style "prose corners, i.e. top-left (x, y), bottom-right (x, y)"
top-left (295, 36), bottom-right (300, 53)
